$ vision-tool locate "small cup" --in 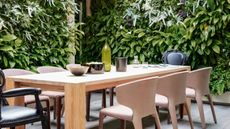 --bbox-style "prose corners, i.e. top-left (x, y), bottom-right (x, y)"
top-left (142, 62), bottom-right (148, 69)
top-left (115, 57), bottom-right (127, 72)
